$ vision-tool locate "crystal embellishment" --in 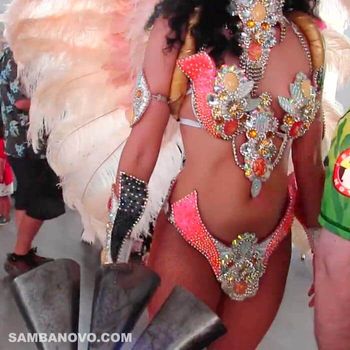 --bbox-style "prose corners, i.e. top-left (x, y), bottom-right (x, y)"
top-left (207, 63), bottom-right (257, 139)
top-left (232, 0), bottom-right (286, 88)
top-left (132, 71), bottom-right (151, 126)
top-left (278, 72), bottom-right (320, 139)
top-left (216, 233), bottom-right (266, 301)
top-left (236, 93), bottom-right (278, 197)
top-left (178, 50), bottom-right (321, 198)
